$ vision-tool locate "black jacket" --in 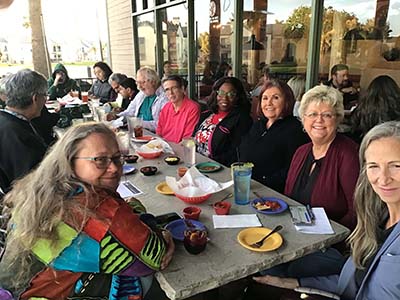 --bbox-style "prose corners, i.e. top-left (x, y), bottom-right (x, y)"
top-left (0, 111), bottom-right (47, 193)
top-left (239, 116), bottom-right (309, 193)
top-left (88, 79), bottom-right (117, 104)
top-left (194, 108), bottom-right (253, 166)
